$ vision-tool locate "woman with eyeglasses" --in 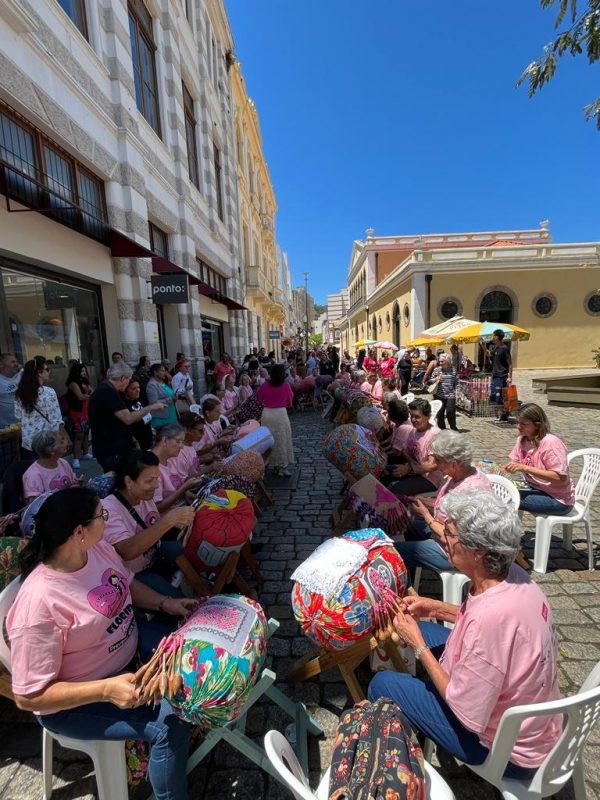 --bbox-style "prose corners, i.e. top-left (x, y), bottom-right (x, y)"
top-left (14, 356), bottom-right (66, 460)
top-left (7, 486), bottom-right (196, 800)
top-left (150, 423), bottom-right (203, 513)
top-left (369, 489), bottom-right (562, 781)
